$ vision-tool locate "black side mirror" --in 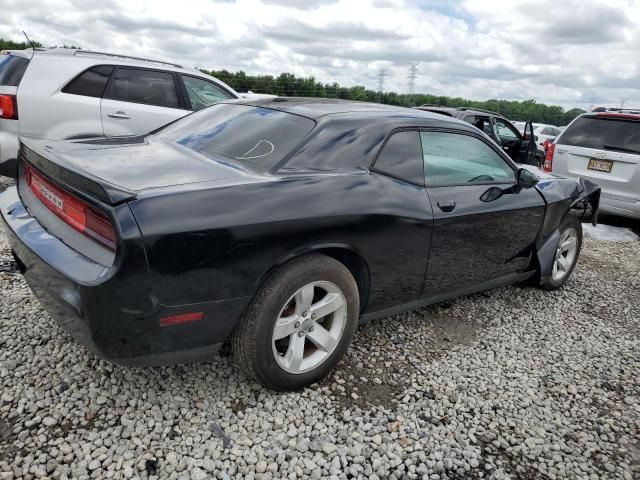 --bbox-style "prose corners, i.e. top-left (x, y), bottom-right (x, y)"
top-left (517, 168), bottom-right (539, 189)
